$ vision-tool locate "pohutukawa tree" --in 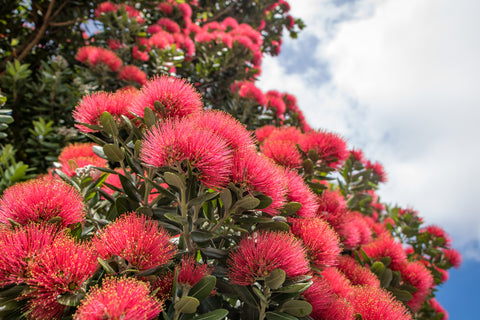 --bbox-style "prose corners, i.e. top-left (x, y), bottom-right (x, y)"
top-left (0, 1), bottom-right (460, 319)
